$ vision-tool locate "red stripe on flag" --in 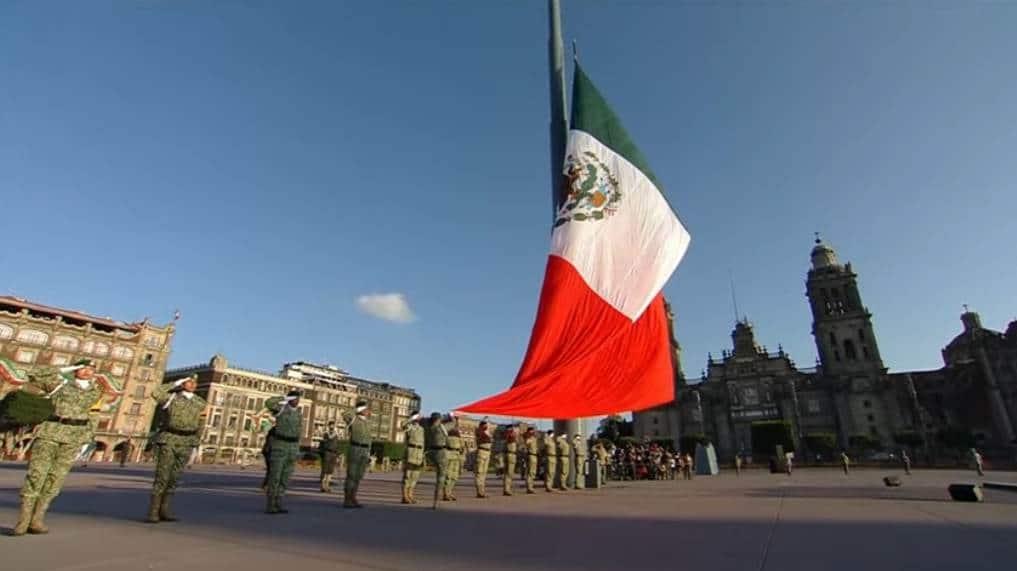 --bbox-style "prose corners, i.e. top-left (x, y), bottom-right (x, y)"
top-left (457, 255), bottom-right (674, 418)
